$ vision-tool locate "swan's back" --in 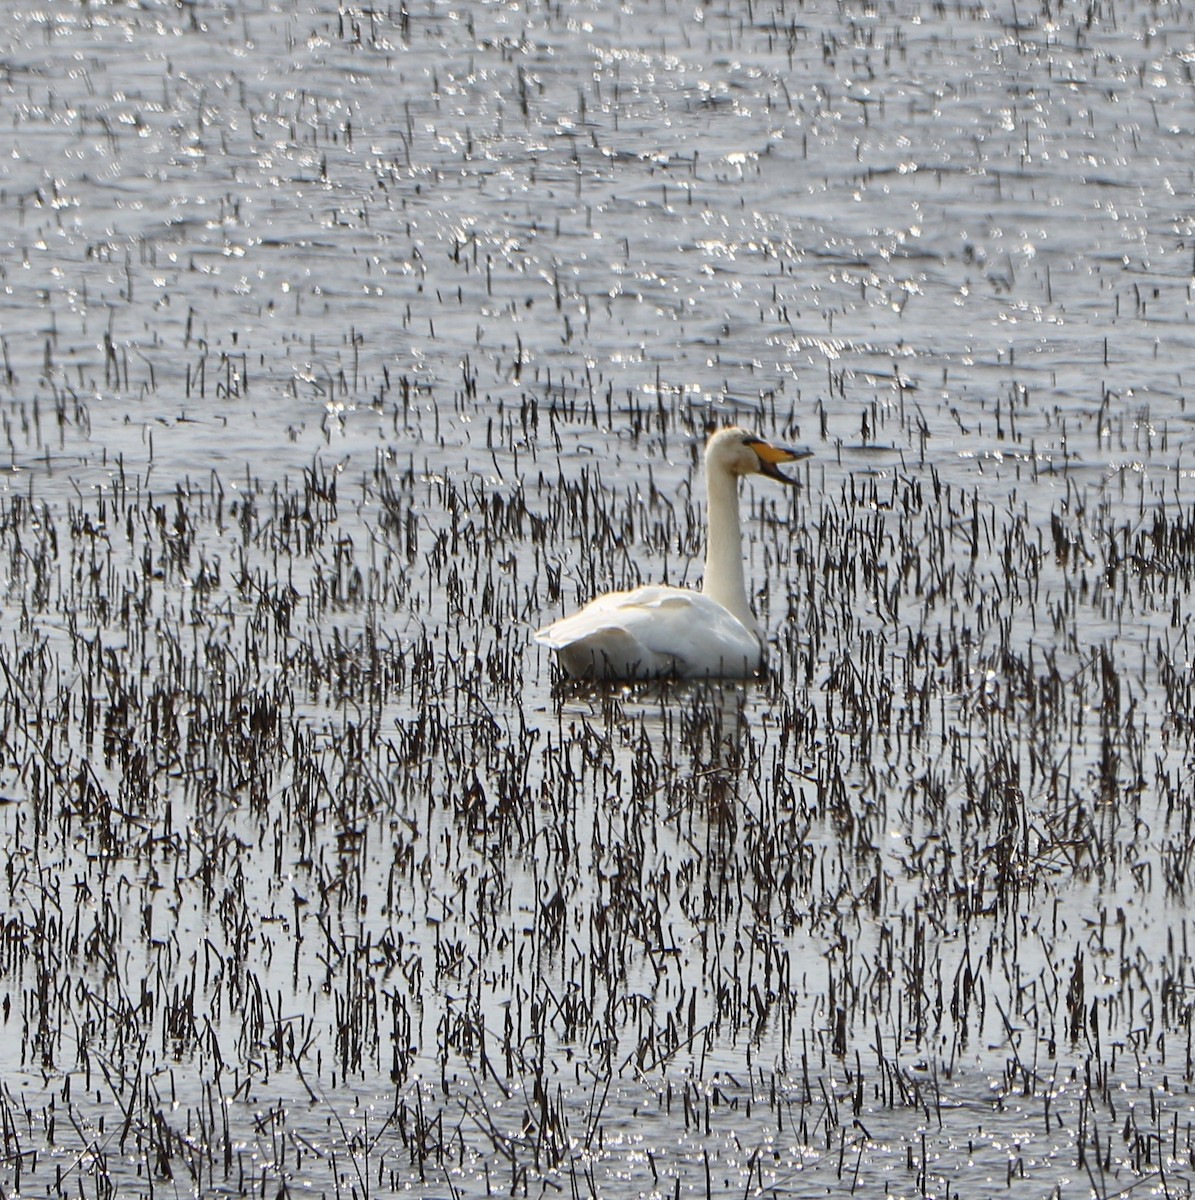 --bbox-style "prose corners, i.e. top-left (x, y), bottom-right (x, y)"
top-left (534, 586), bottom-right (761, 680)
